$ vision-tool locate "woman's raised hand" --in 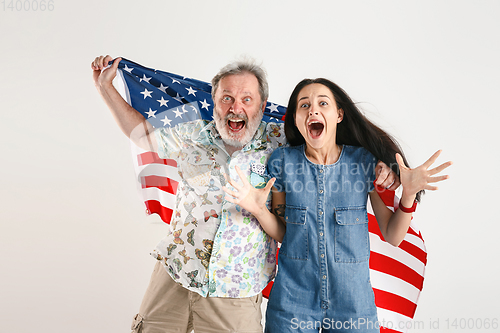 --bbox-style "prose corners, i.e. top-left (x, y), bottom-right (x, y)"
top-left (396, 150), bottom-right (452, 197)
top-left (222, 165), bottom-right (275, 216)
